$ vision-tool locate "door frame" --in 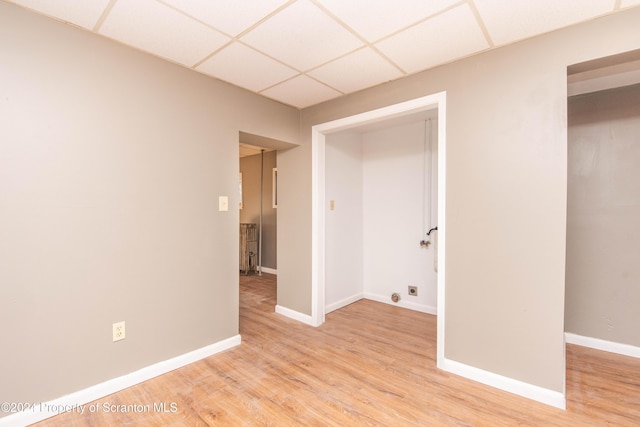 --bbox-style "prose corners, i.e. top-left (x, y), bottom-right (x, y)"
top-left (311, 92), bottom-right (447, 367)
